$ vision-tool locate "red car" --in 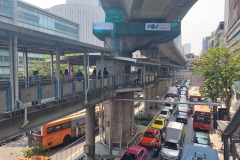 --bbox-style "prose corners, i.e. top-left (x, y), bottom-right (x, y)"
top-left (120, 146), bottom-right (147, 160)
top-left (140, 128), bottom-right (161, 147)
